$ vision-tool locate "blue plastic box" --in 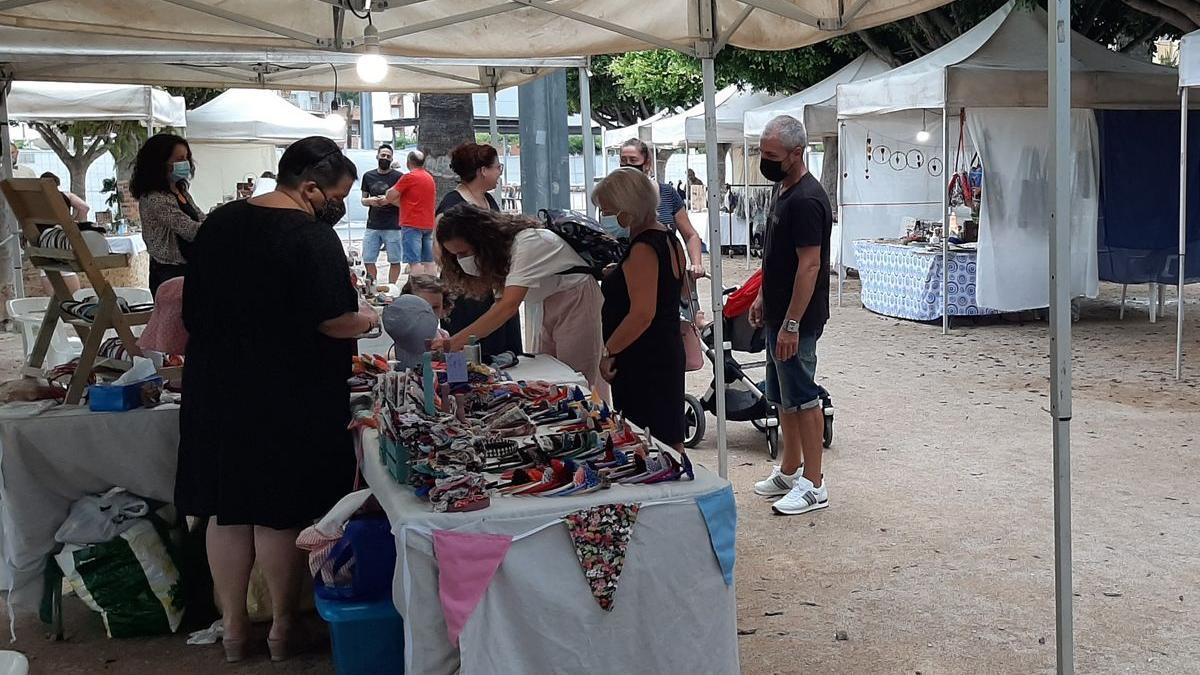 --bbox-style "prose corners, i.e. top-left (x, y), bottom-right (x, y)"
top-left (87, 376), bottom-right (164, 412)
top-left (315, 595), bottom-right (405, 675)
